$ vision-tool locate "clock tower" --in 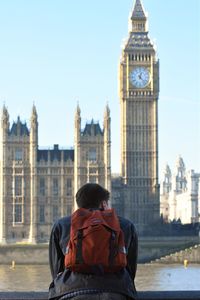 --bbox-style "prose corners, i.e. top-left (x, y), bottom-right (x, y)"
top-left (119, 0), bottom-right (160, 231)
